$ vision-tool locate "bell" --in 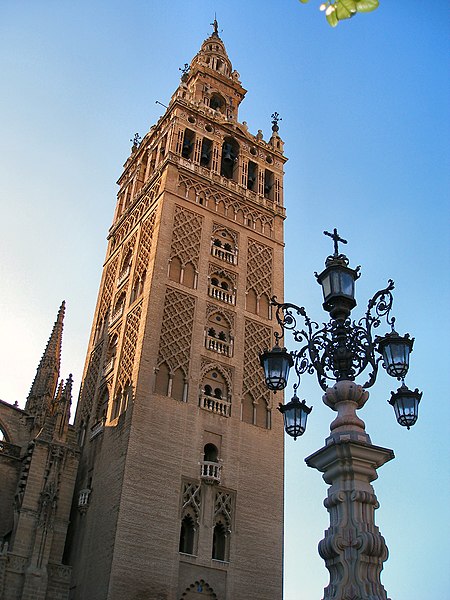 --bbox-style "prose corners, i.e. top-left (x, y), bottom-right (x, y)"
top-left (182, 141), bottom-right (193, 158)
top-left (222, 144), bottom-right (234, 163)
top-left (201, 151), bottom-right (211, 166)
